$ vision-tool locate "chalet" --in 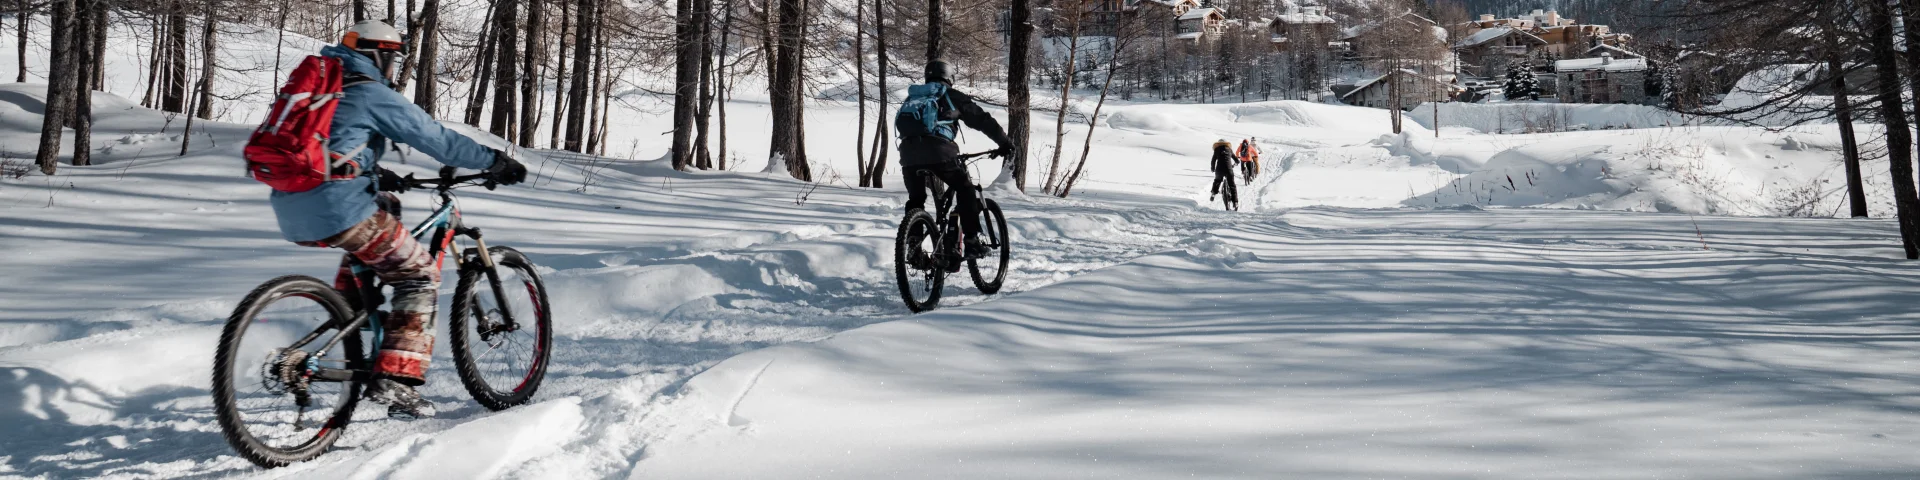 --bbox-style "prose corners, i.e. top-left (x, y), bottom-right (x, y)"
top-left (1460, 10), bottom-right (1629, 62)
top-left (1271, 2), bottom-right (1337, 52)
top-left (1341, 69), bottom-right (1456, 109)
top-left (1176, 6), bottom-right (1228, 41)
top-left (1340, 10), bottom-right (1443, 59)
top-left (1453, 26), bottom-right (1547, 78)
top-left (1554, 53), bottom-right (1648, 104)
